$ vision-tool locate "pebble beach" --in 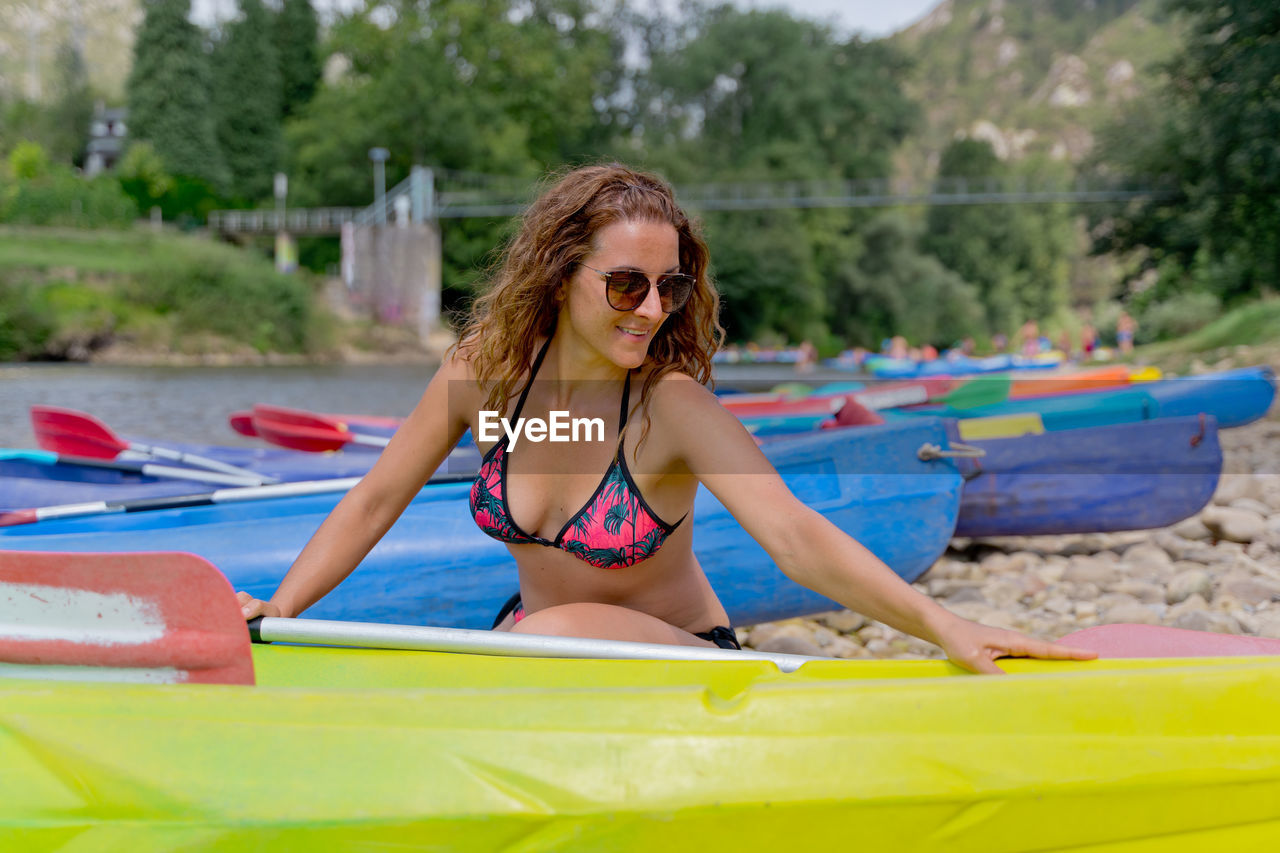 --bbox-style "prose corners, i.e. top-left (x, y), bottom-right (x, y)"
top-left (742, 405), bottom-right (1280, 659)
